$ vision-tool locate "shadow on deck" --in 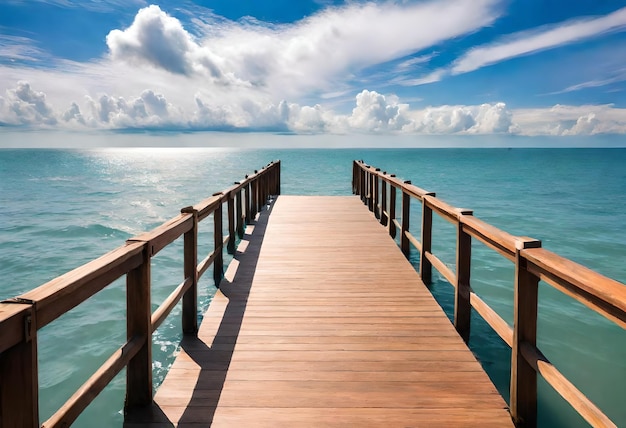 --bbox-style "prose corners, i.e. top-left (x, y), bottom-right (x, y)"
top-left (124, 201), bottom-right (273, 427)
